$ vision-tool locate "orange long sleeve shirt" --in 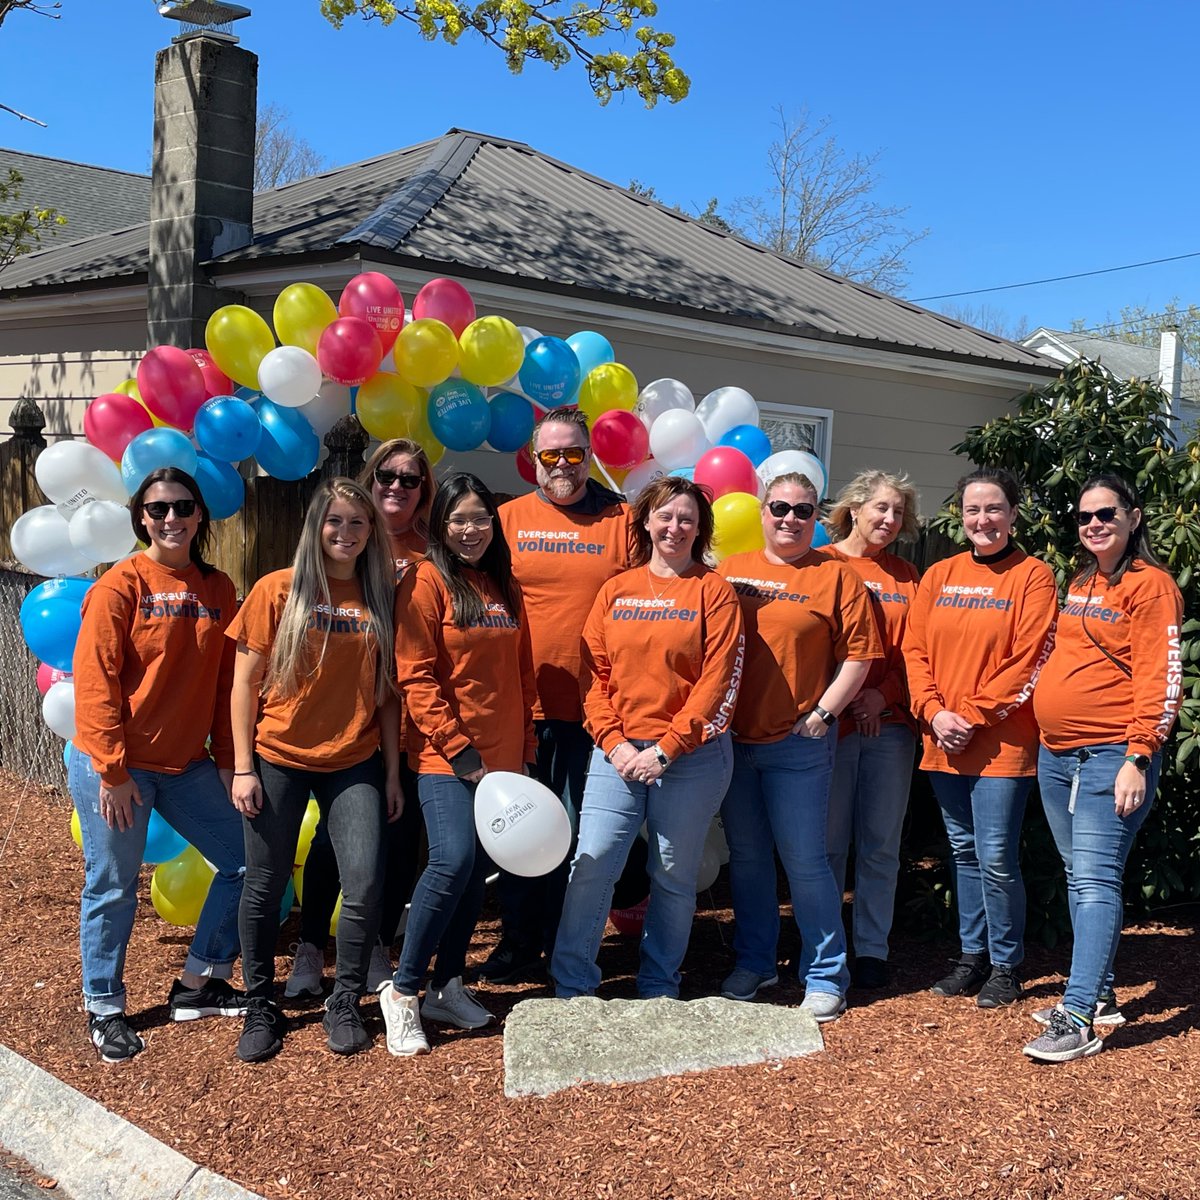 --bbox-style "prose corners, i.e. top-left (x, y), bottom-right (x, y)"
top-left (580, 564), bottom-right (744, 761)
top-left (72, 553), bottom-right (237, 786)
top-left (1033, 564), bottom-right (1184, 756)
top-left (903, 548), bottom-right (1058, 777)
top-left (395, 560), bottom-right (537, 775)
top-left (499, 489), bottom-right (631, 722)
top-left (718, 549), bottom-right (882, 743)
